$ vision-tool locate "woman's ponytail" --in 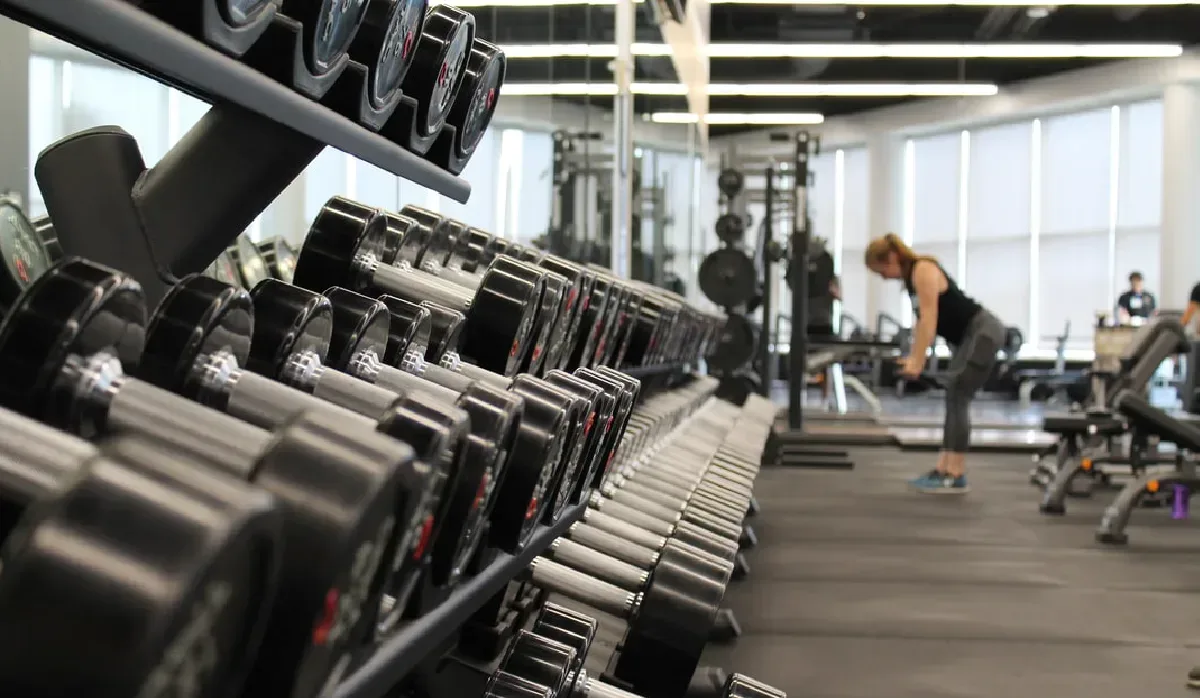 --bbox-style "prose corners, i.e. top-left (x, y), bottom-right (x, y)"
top-left (864, 232), bottom-right (928, 269)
